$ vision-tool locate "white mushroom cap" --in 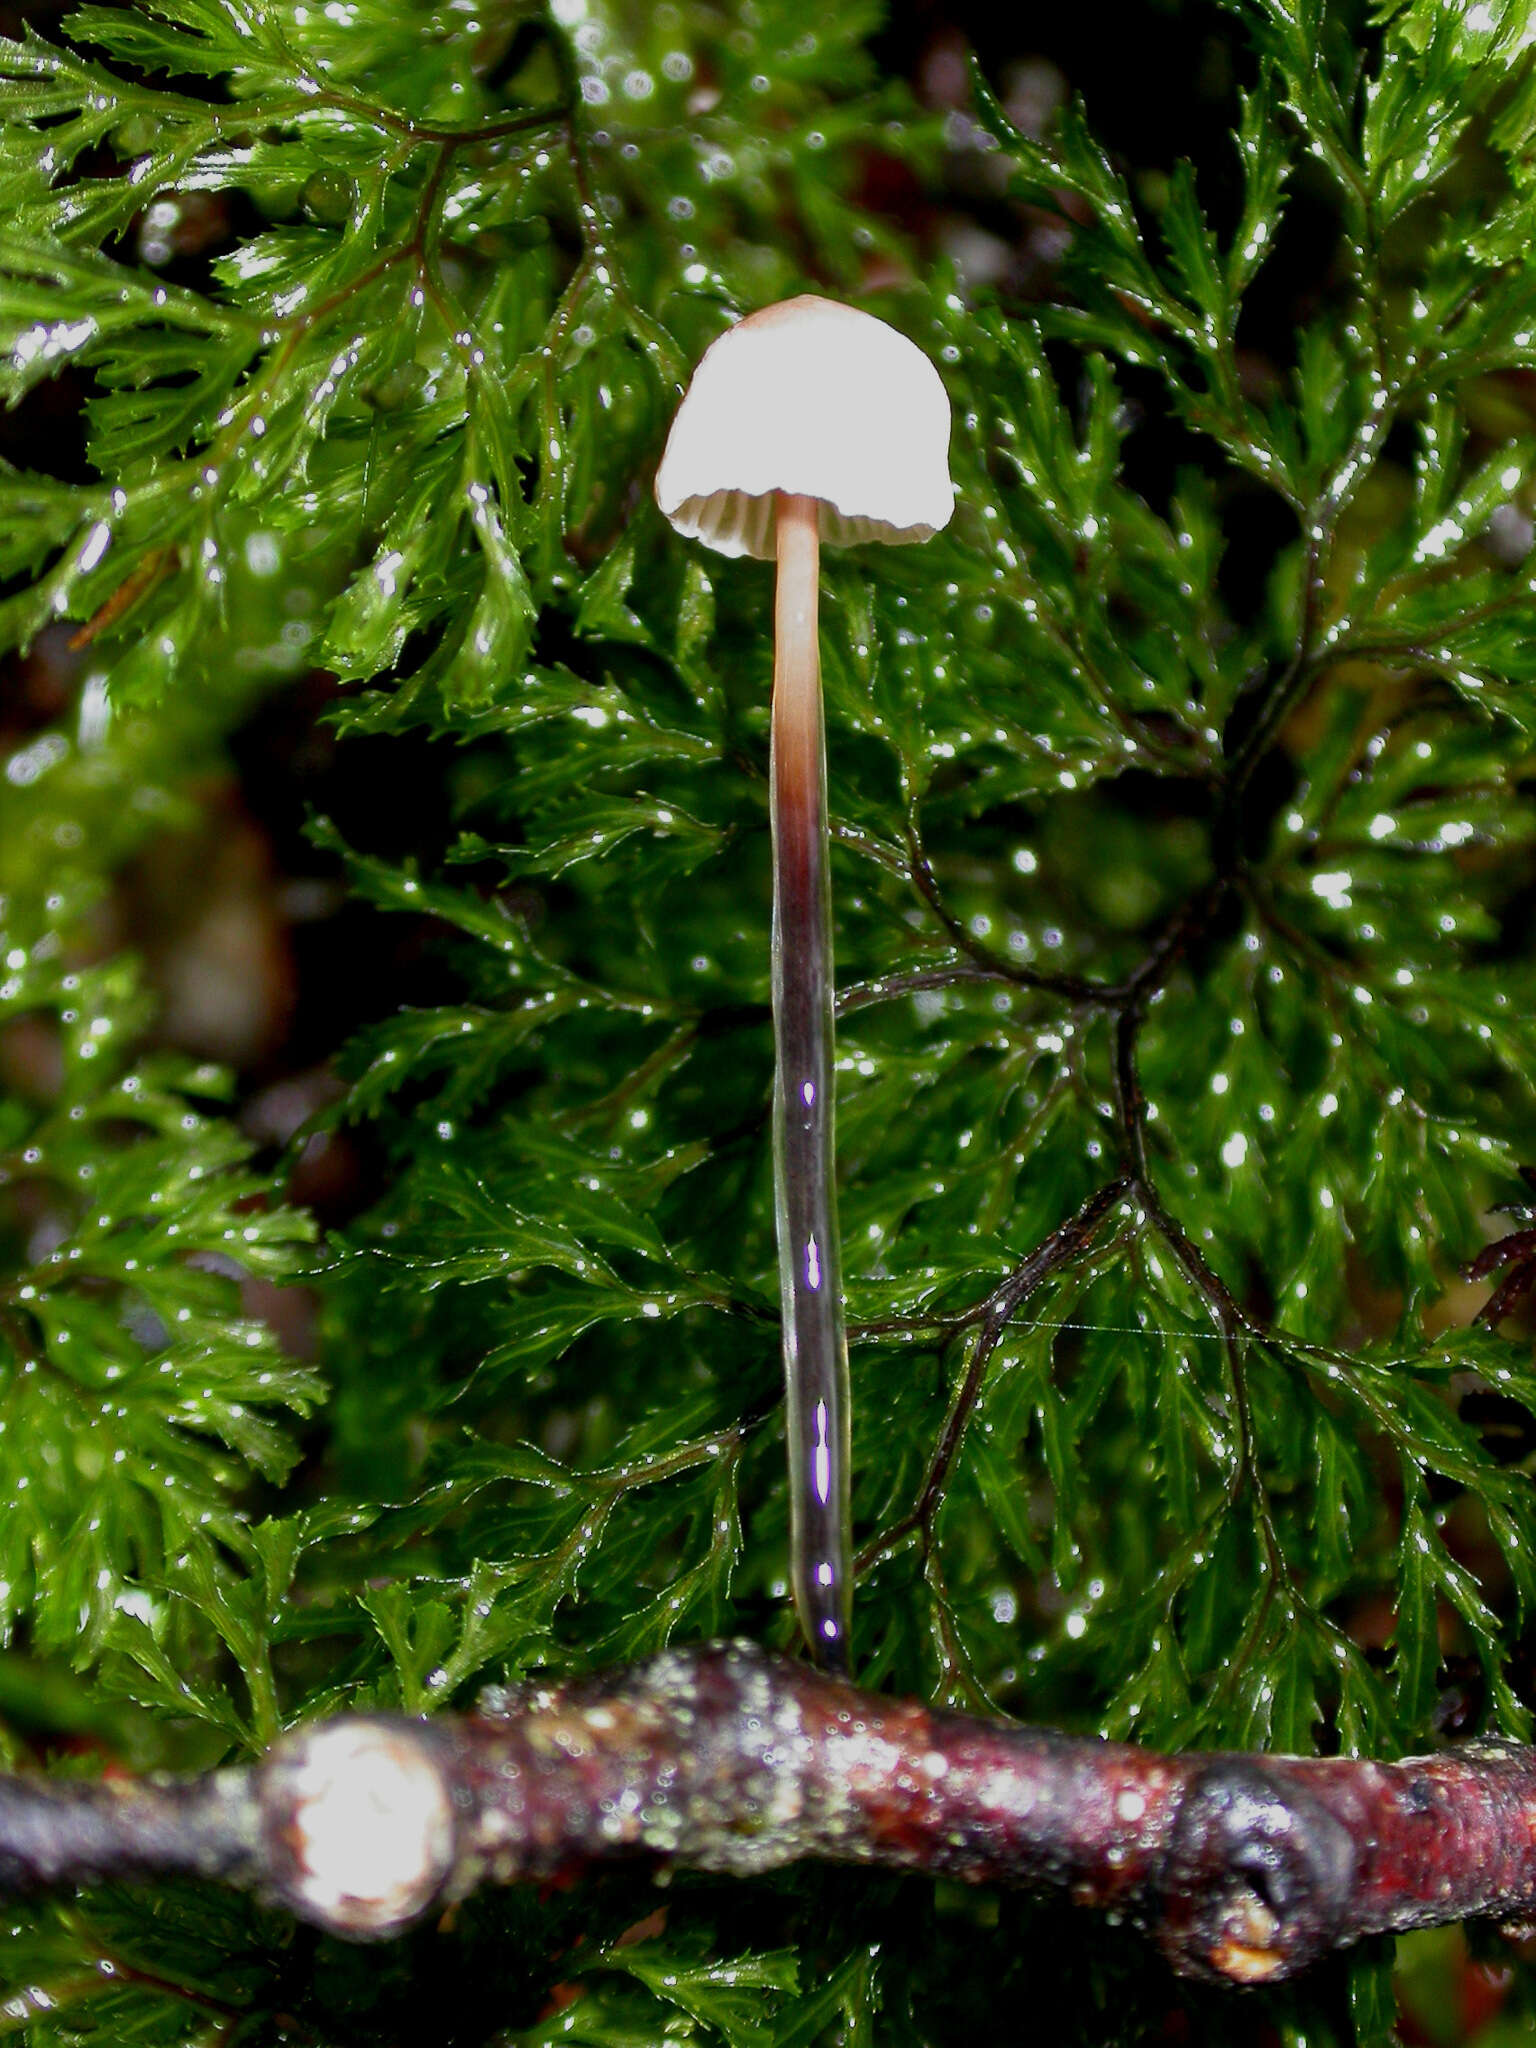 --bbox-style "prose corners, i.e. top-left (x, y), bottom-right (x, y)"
top-left (655, 295), bottom-right (954, 560)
